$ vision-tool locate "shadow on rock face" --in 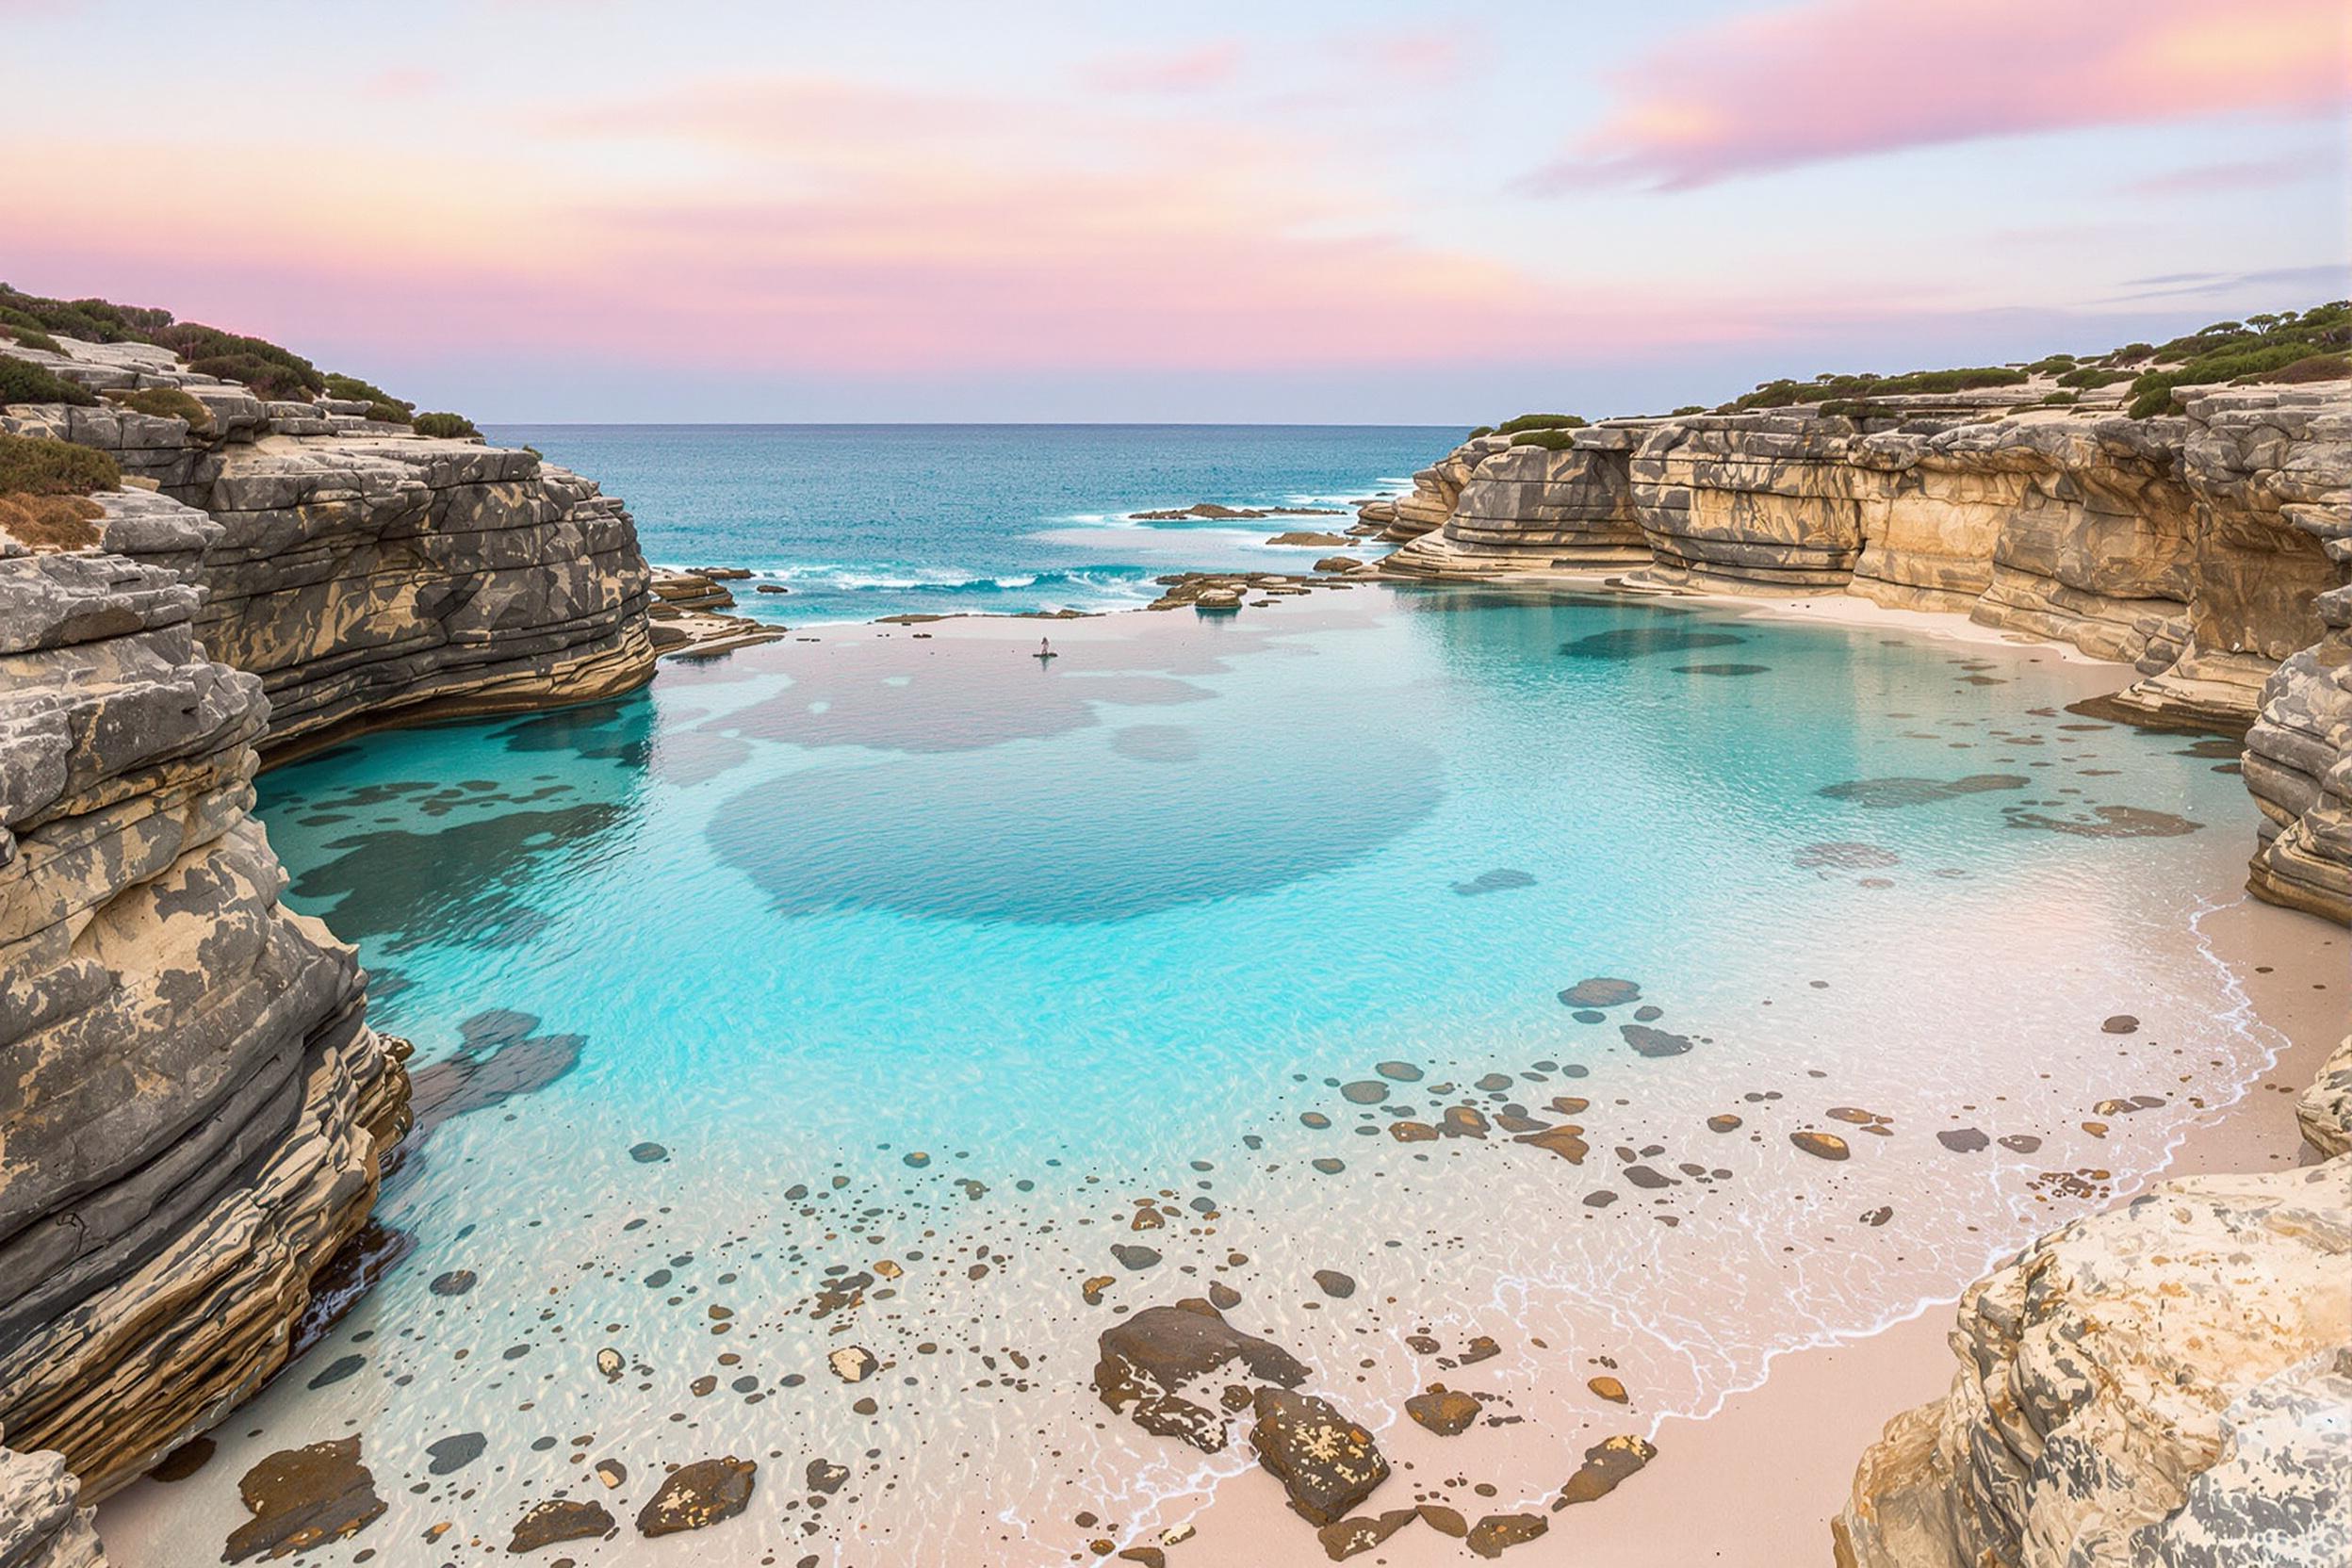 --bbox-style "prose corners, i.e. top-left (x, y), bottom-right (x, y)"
top-left (408, 1010), bottom-right (586, 1139)
top-left (709, 715), bottom-right (1444, 923)
top-left (1817, 775), bottom-right (2030, 808)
